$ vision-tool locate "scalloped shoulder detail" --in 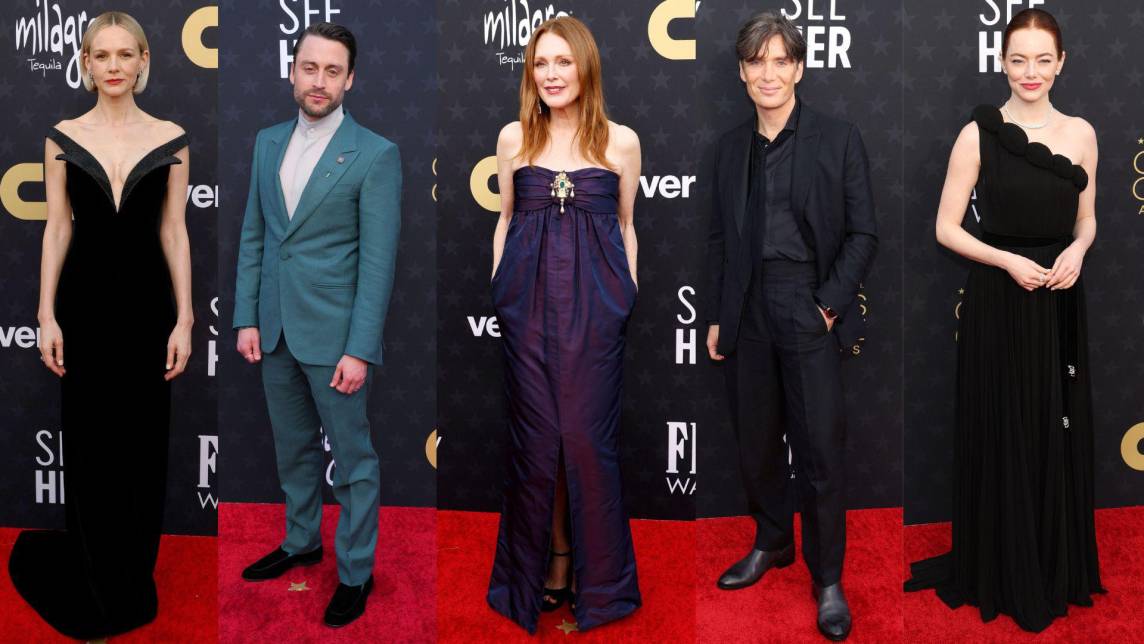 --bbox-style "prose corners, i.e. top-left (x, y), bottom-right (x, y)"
top-left (970, 105), bottom-right (1087, 191)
